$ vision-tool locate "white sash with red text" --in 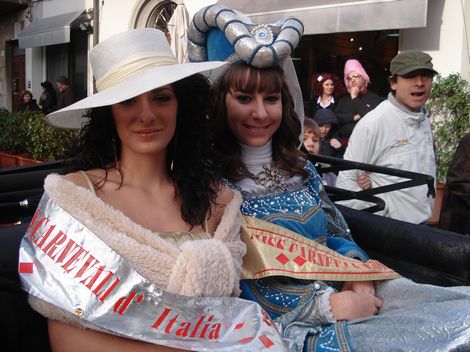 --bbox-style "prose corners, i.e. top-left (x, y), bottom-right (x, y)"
top-left (18, 194), bottom-right (287, 351)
